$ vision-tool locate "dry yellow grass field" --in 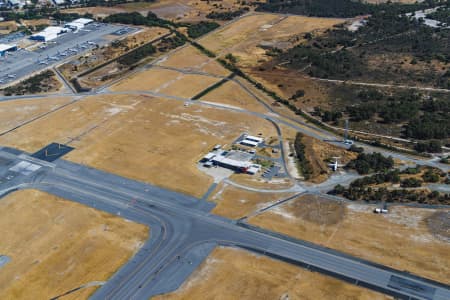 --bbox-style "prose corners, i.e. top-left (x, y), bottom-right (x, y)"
top-left (0, 21), bottom-right (17, 34)
top-left (209, 184), bottom-right (294, 219)
top-left (159, 45), bottom-right (230, 76)
top-left (110, 67), bottom-right (221, 98)
top-left (229, 172), bottom-right (294, 190)
top-left (158, 73), bottom-right (220, 98)
top-left (199, 14), bottom-right (281, 54)
top-left (201, 80), bottom-right (269, 113)
top-left (0, 189), bottom-right (148, 300)
top-left (0, 95), bottom-right (276, 197)
top-left (110, 68), bottom-right (181, 91)
top-left (199, 14), bottom-right (344, 66)
top-left (249, 195), bottom-right (450, 284)
top-left (154, 247), bottom-right (390, 300)
top-left (63, 0), bottom-right (246, 22)
top-left (0, 97), bottom-right (74, 133)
